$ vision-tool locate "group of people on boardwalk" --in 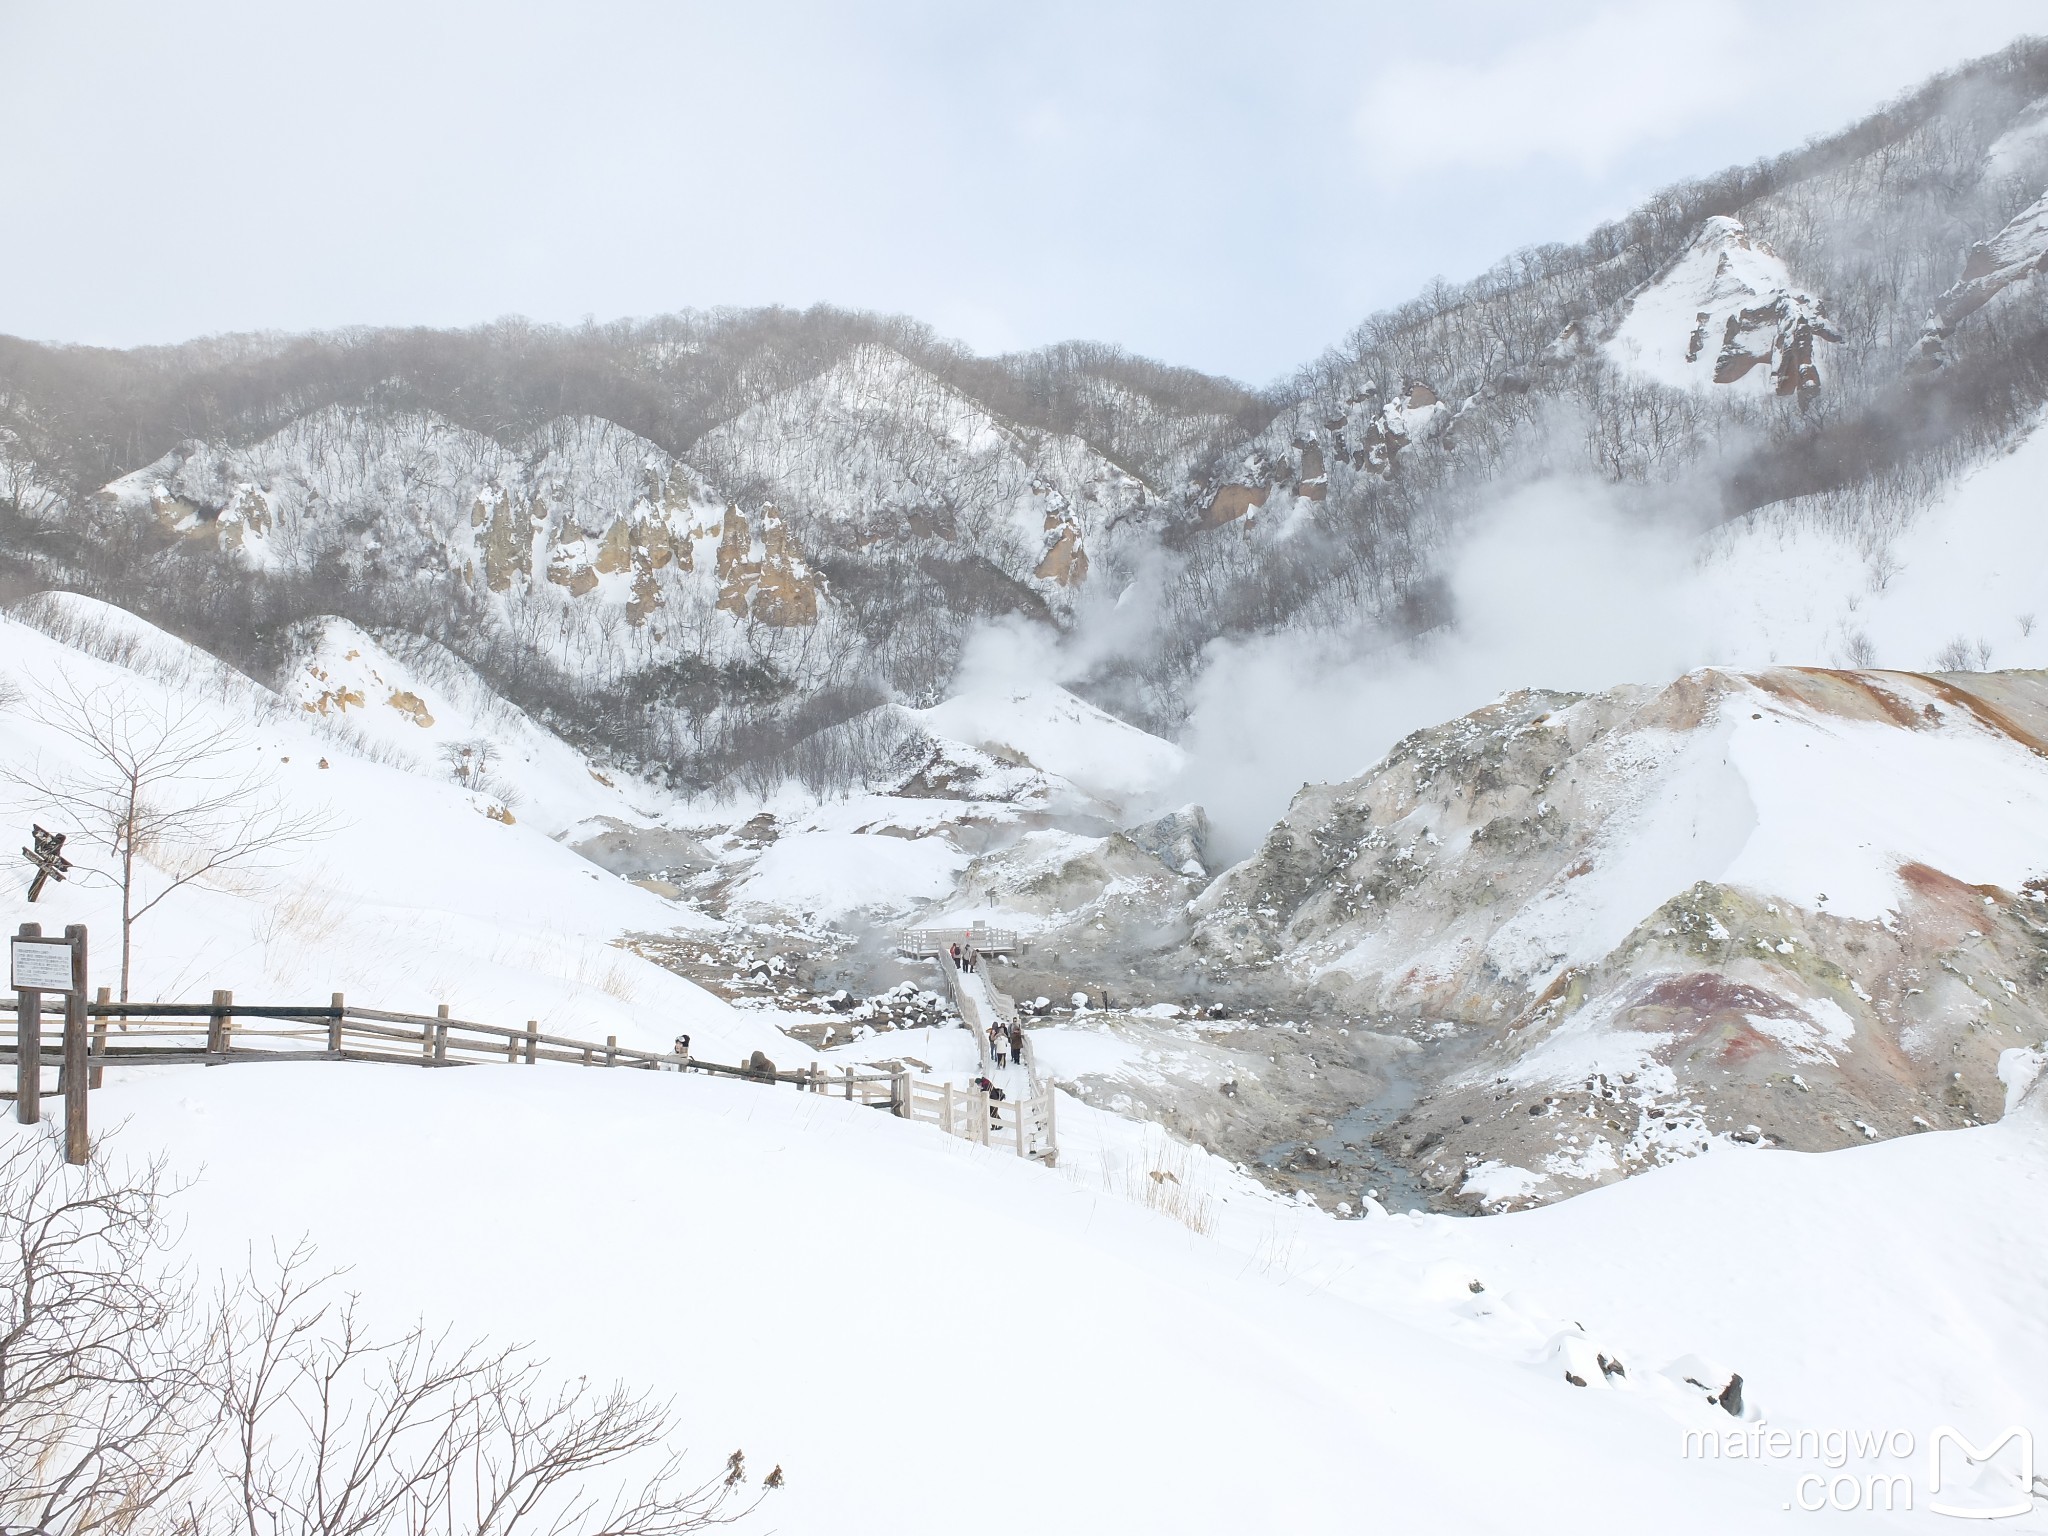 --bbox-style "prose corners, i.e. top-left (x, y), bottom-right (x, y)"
top-left (988, 1022), bottom-right (1024, 1070)
top-left (948, 940), bottom-right (980, 973)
